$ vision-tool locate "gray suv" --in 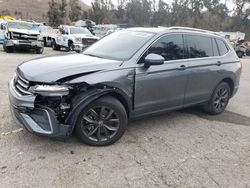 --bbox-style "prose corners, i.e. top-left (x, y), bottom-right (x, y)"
top-left (9, 27), bottom-right (241, 146)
